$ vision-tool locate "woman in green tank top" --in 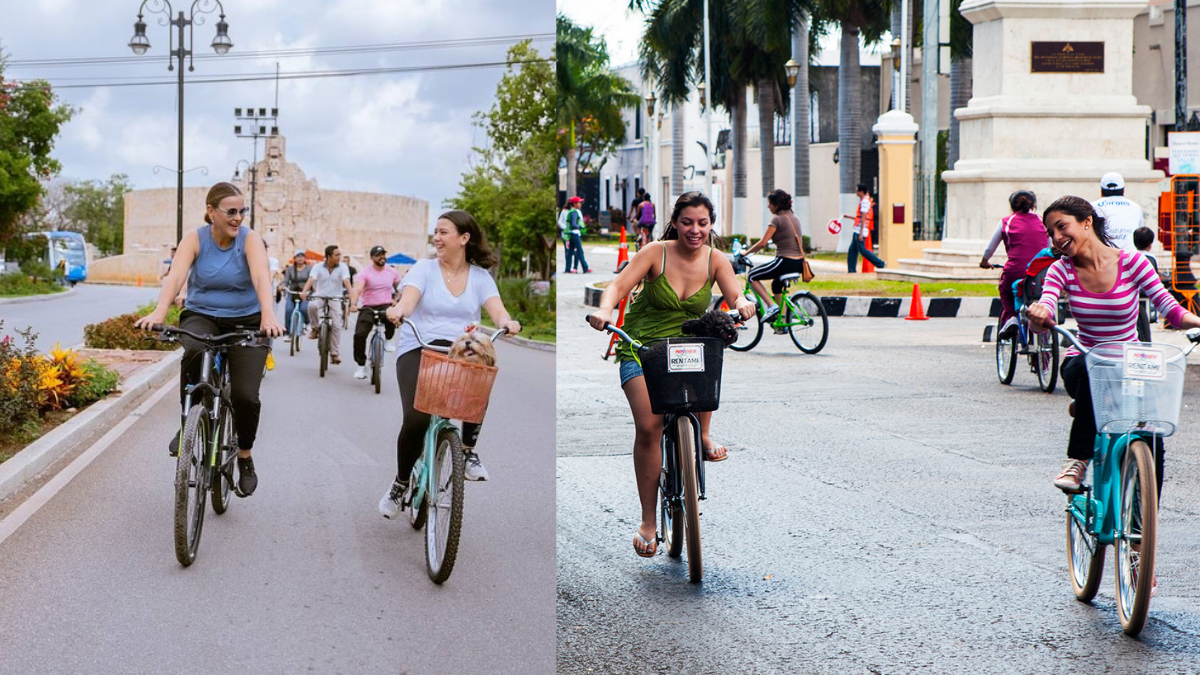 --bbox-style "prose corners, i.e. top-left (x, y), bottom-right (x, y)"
top-left (587, 192), bottom-right (754, 558)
